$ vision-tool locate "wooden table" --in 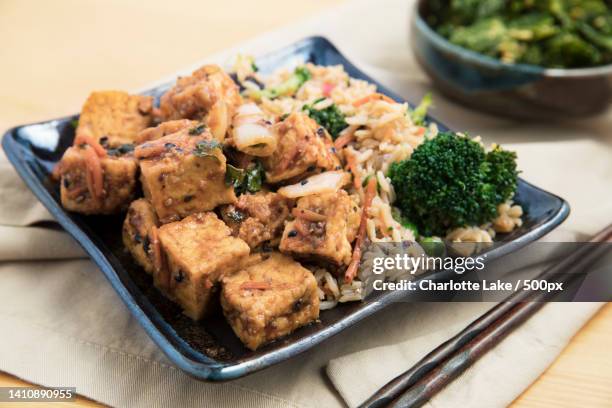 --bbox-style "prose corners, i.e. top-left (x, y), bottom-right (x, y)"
top-left (1, 1), bottom-right (610, 406)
